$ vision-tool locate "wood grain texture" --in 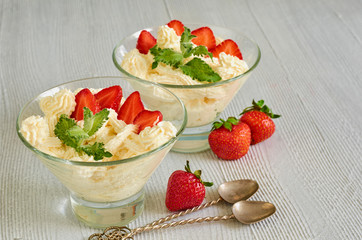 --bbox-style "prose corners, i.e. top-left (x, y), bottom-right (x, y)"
top-left (1, 0), bottom-right (361, 239)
